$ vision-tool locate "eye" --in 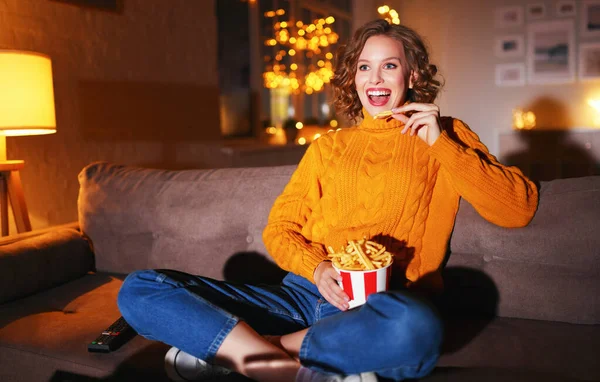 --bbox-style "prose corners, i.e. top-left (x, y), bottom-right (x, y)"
top-left (383, 63), bottom-right (398, 69)
top-left (358, 64), bottom-right (369, 71)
